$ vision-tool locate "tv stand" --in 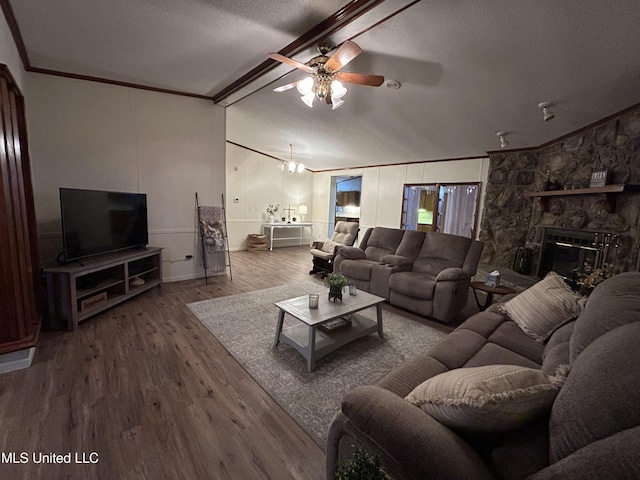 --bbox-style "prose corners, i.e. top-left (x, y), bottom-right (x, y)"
top-left (44, 247), bottom-right (163, 331)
